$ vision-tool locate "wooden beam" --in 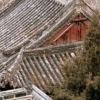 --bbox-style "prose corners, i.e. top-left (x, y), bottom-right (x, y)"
top-left (53, 23), bottom-right (75, 42)
top-left (71, 18), bottom-right (88, 22)
top-left (24, 41), bottom-right (83, 56)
